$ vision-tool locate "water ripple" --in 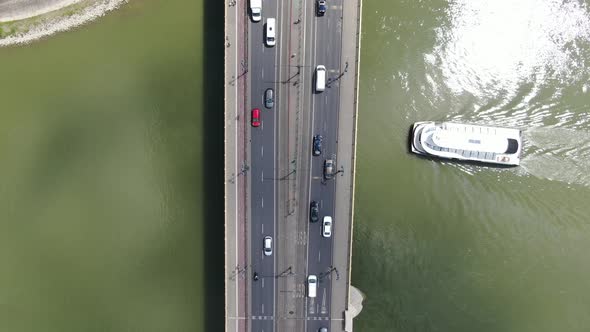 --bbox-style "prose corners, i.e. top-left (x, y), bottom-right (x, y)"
top-left (422, 0), bottom-right (590, 186)
top-left (432, 0), bottom-right (590, 98)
